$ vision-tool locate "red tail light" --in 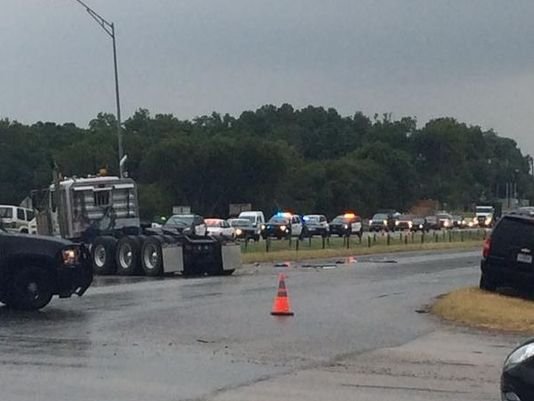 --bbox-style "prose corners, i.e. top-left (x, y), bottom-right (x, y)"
top-left (482, 238), bottom-right (491, 259)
